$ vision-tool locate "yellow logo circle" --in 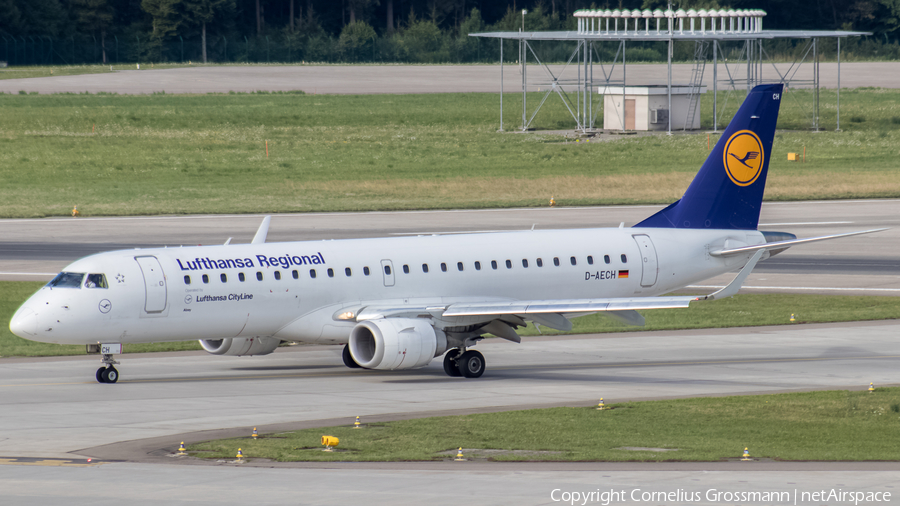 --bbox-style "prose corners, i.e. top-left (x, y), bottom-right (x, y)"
top-left (723, 130), bottom-right (764, 187)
